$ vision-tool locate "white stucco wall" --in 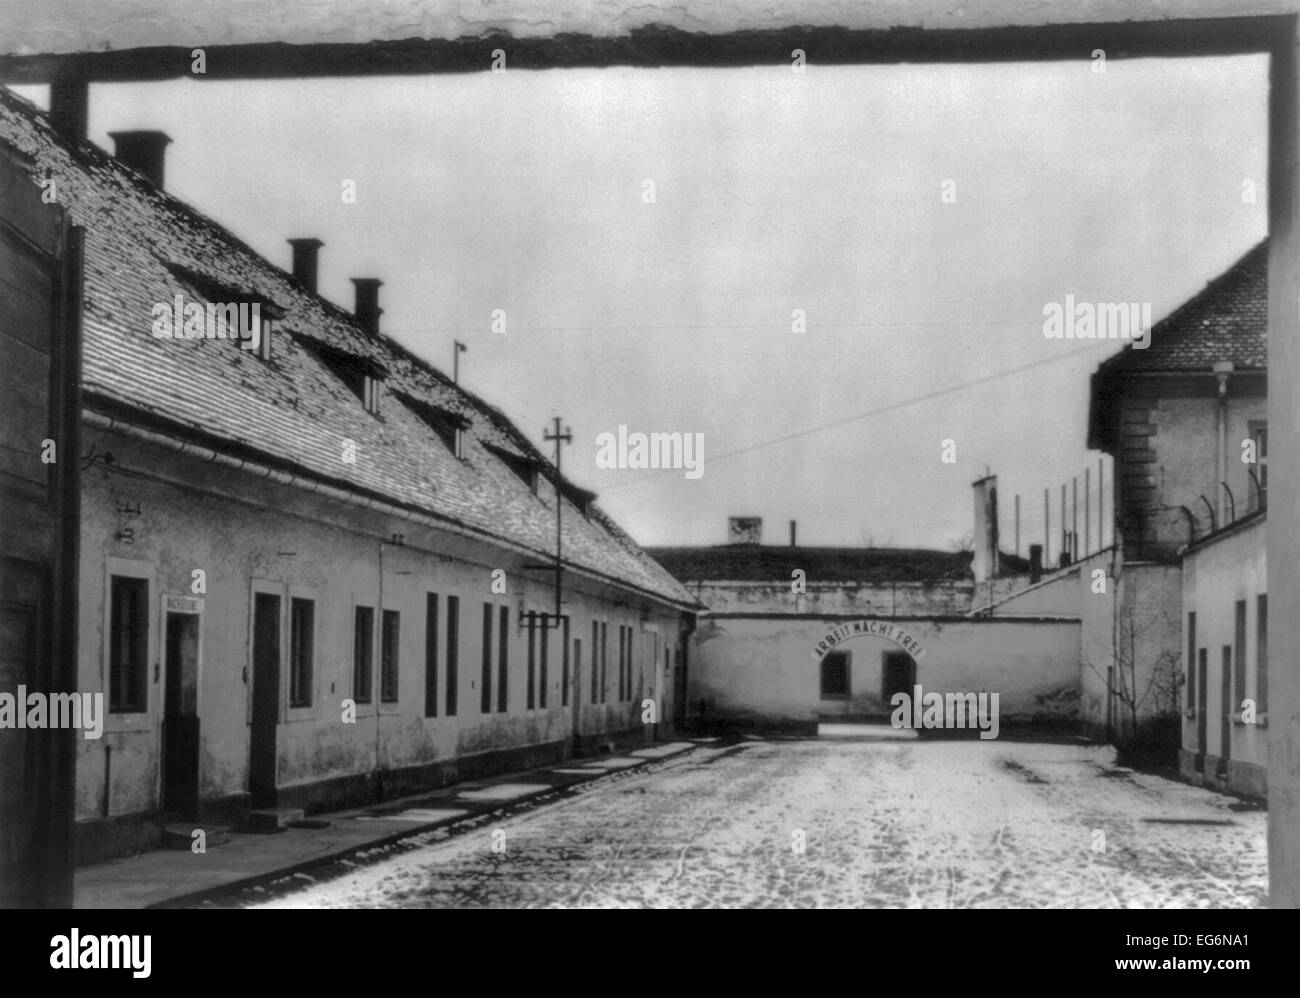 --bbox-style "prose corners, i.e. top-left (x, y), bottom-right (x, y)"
top-left (982, 548), bottom-right (1181, 739)
top-left (689, 615), bottom-right (1079, 729)
top-left (1181, 515), bottom-right (1268, 791)
top-left (76, 424), bottom-right (684, 824)
top-left (690, 579), bottom-right (972, 616)
top-left (985, 565), bottom-right (1082, 617)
